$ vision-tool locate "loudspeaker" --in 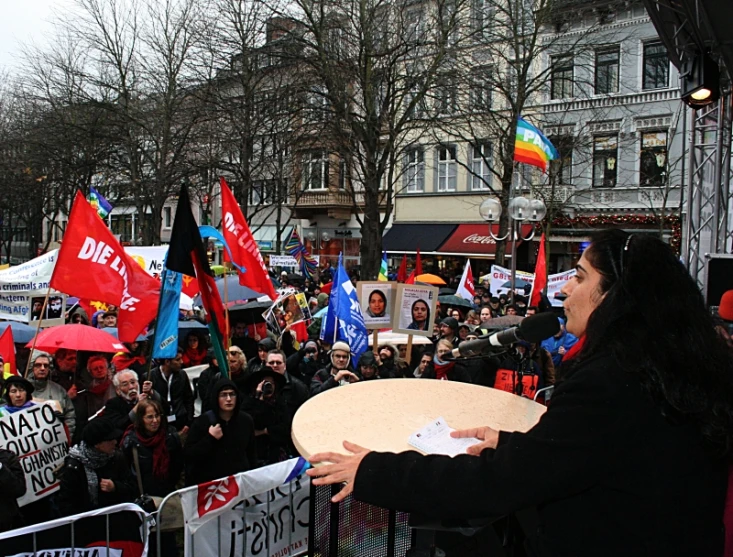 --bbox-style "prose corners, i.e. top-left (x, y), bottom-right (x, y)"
top-left (704, 254), bottom-right (733, 309)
